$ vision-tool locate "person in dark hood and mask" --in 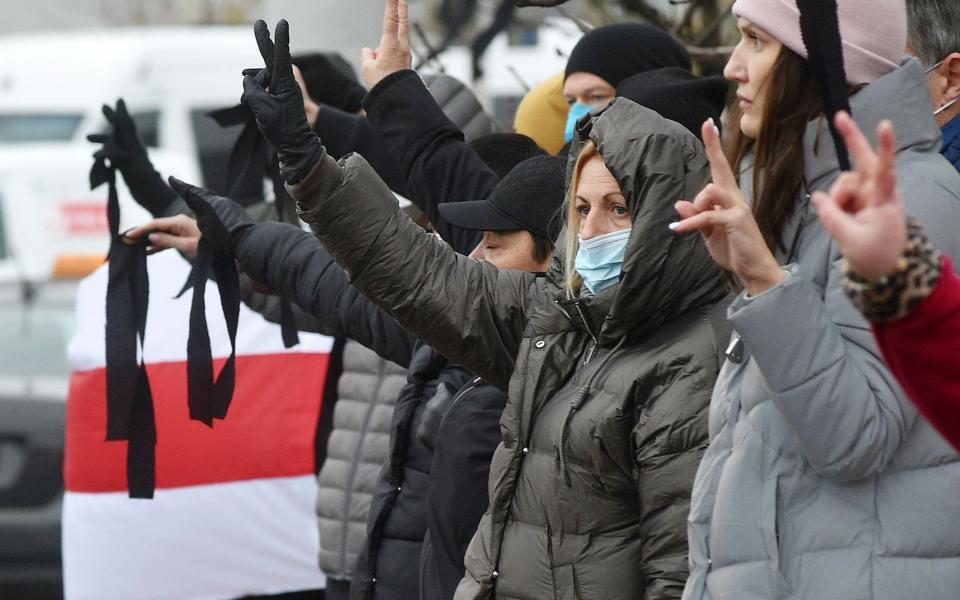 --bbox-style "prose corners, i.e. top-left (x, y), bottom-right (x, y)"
top-left (562, 22), bottom-right (692, 143)
top-left (155, 9), bottom-right (731, 598)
